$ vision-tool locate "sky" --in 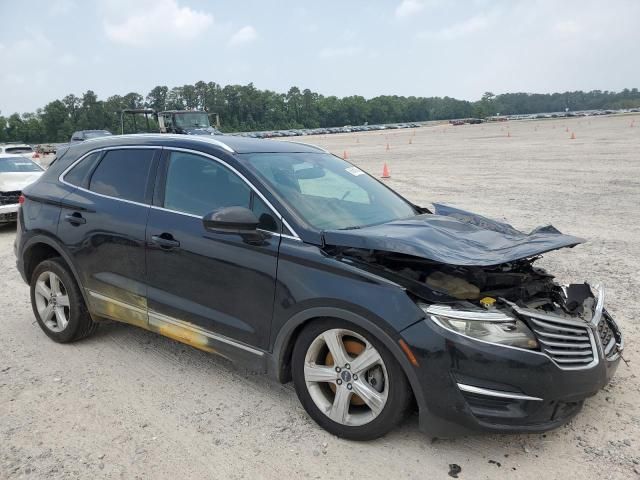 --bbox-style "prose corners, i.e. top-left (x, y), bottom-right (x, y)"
top-left (0, 0), bottom-right (639, 115)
